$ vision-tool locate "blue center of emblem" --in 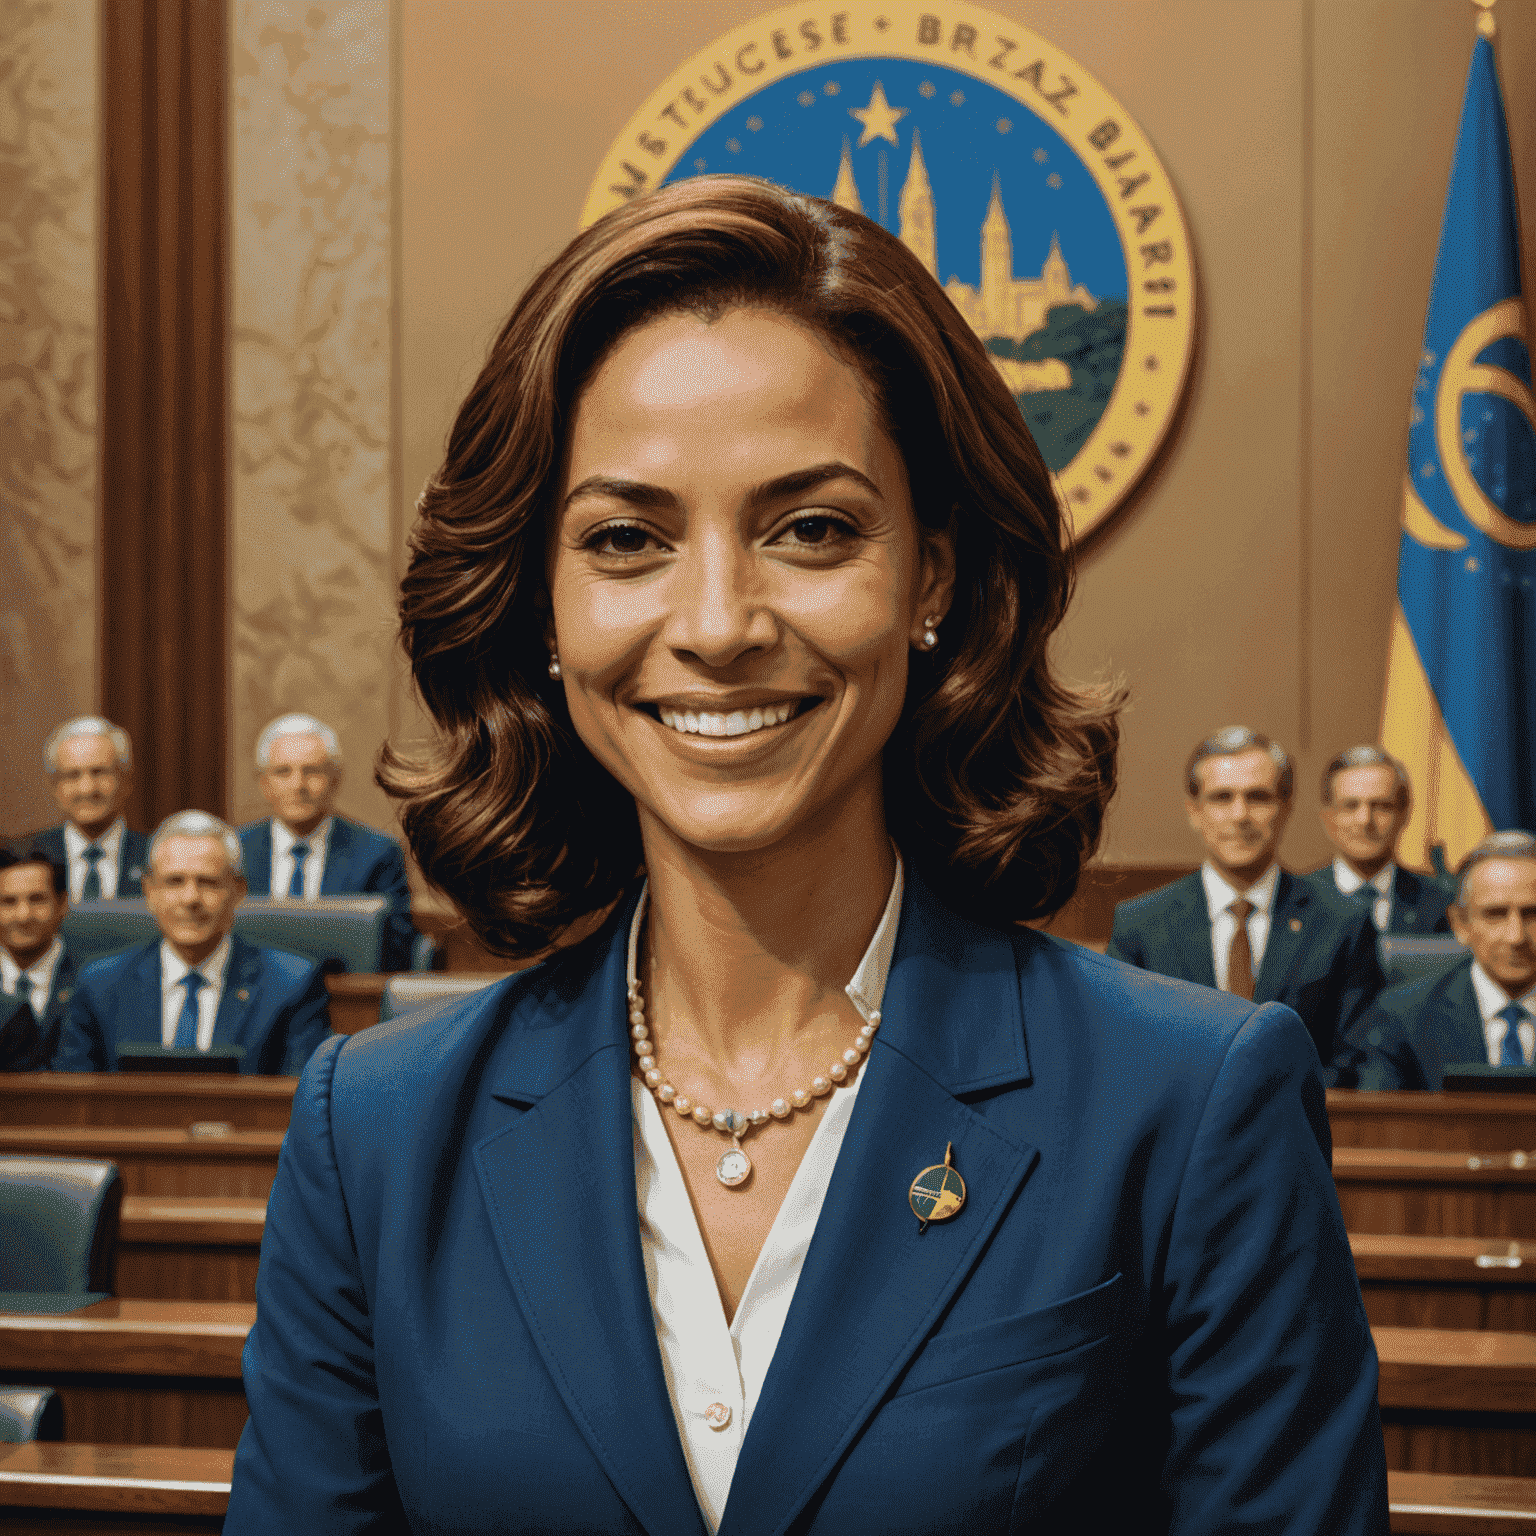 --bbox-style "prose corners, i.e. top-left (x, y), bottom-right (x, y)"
top-left (663, 61), bottom-right (1129, 472)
